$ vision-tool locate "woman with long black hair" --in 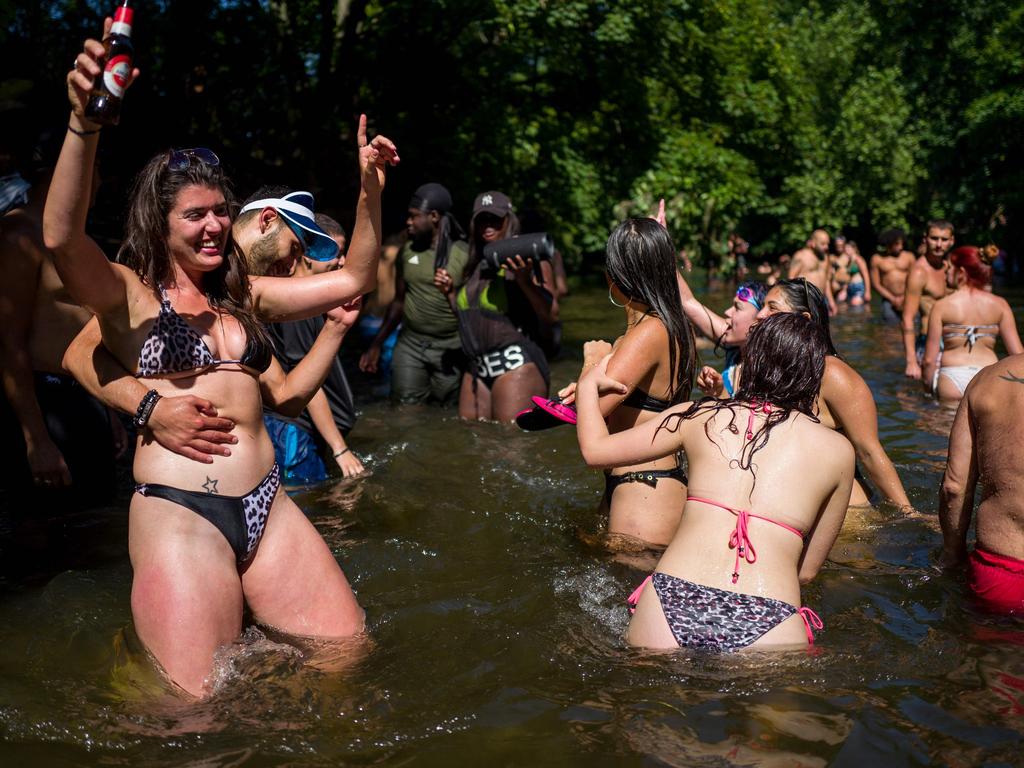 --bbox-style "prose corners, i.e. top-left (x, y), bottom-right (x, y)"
top-left (559, 218), bottom-right (698, 549)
